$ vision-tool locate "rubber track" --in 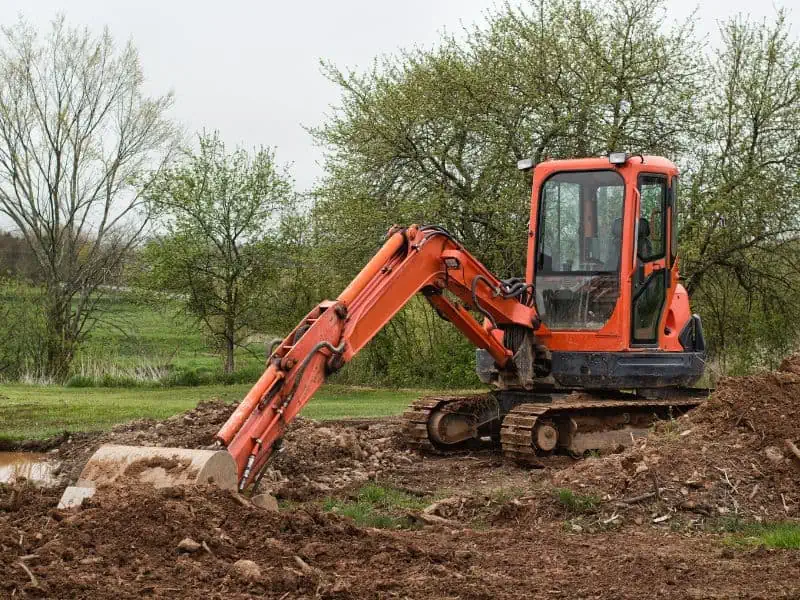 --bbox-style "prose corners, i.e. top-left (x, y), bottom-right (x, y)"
top-left (401, 395), bottom-right (495, 453)
top-left (500, 395), bottom-right (704, 464)
top-left (402, 396), bottom-right (445, 452)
